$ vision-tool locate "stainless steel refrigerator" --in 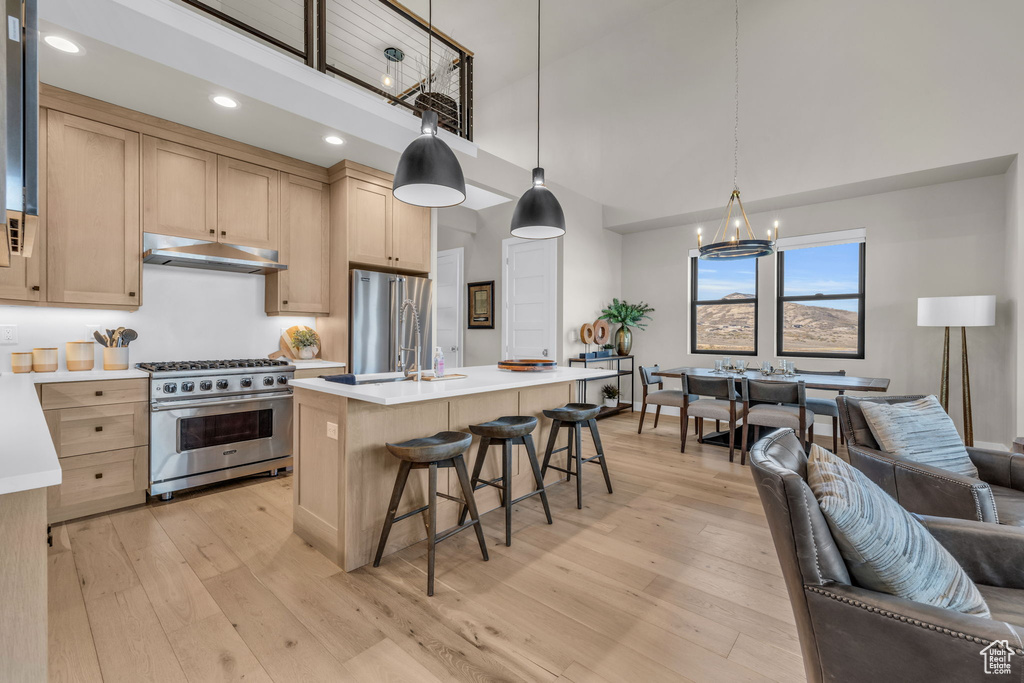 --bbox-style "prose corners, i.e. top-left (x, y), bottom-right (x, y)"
top-left (350, 269), bottom-right (434, 374)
